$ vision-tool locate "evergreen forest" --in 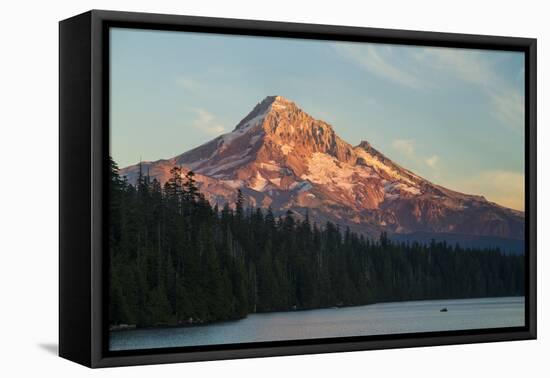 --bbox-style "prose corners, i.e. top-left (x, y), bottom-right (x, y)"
top-left (109, 157), bottom-right (524, 328)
